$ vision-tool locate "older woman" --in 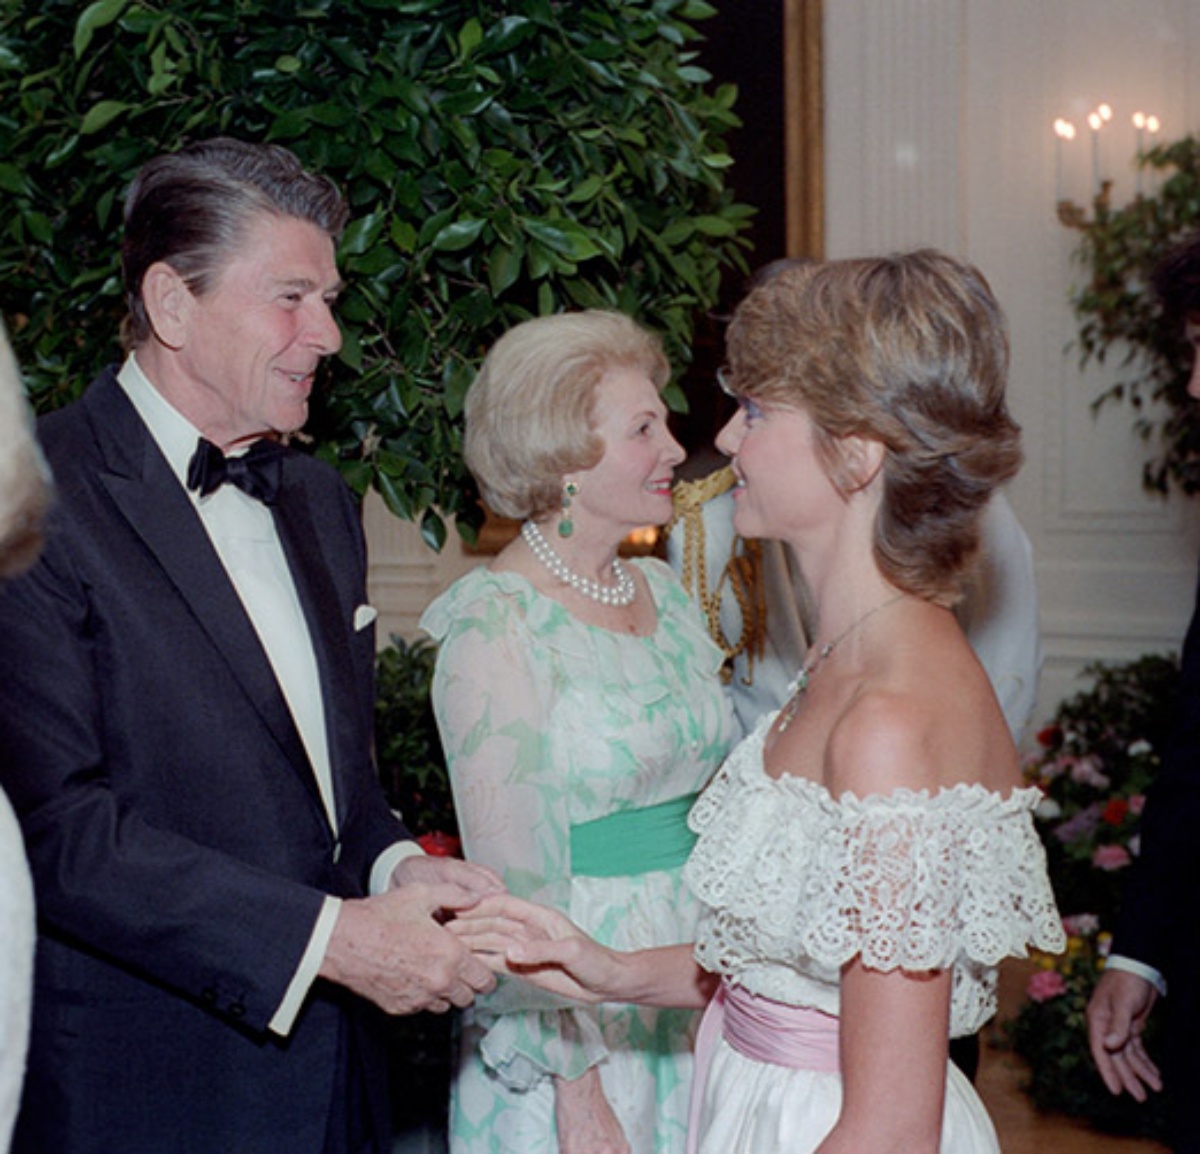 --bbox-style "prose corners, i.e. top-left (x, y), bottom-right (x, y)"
top-left (420, 310), bottom-right (732, 1153)
top-left (452, 253), bottom-right (1065, 1154)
